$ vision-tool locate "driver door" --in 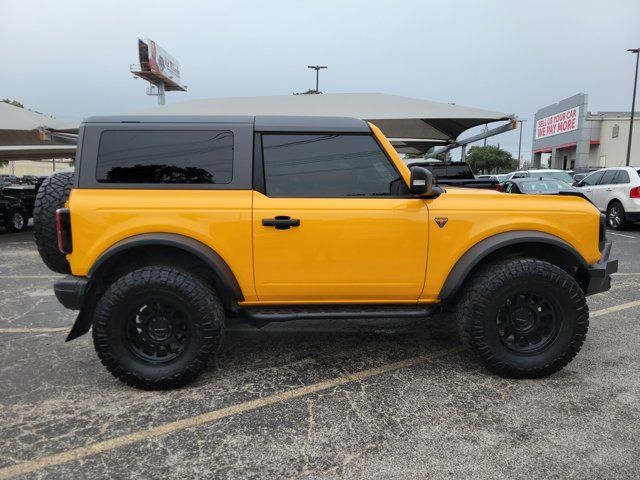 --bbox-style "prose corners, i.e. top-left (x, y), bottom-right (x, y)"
top-left (251, 132), bottom-right (429, 303)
